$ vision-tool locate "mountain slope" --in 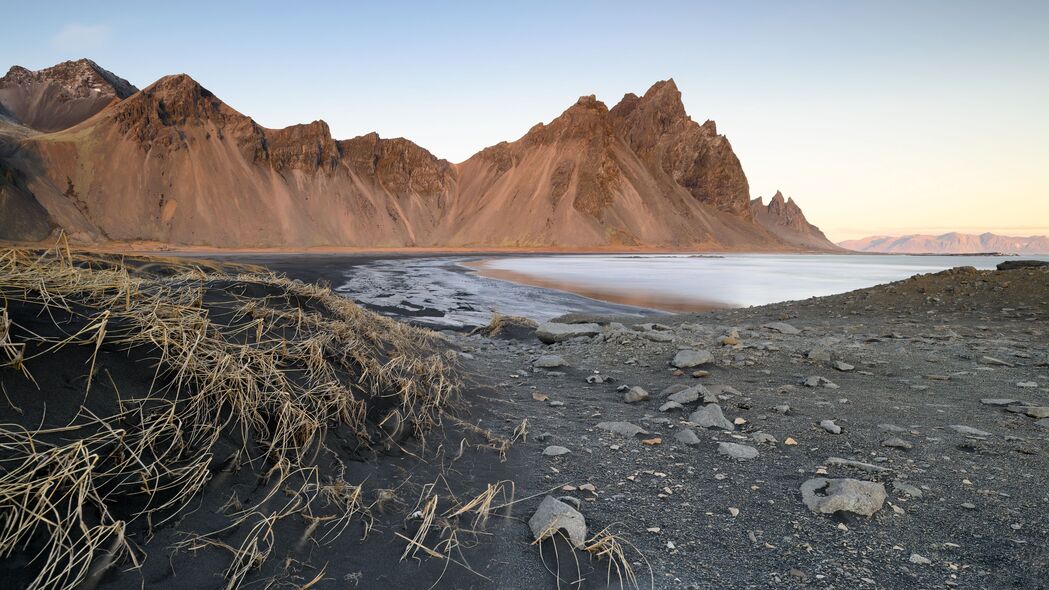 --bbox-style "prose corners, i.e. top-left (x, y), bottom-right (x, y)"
top-left (750, 191), bottom-right (840, 251)
top-left (840, 233), bottom-right (1049, 255)
top-left (0, 60), bottom-right (835, 251)
top-left (0, 59), bottom-right (137, 132)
